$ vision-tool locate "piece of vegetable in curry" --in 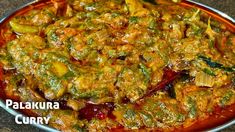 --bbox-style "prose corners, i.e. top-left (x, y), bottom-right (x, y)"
top-left (0, 0), bottom-right (234, 131)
